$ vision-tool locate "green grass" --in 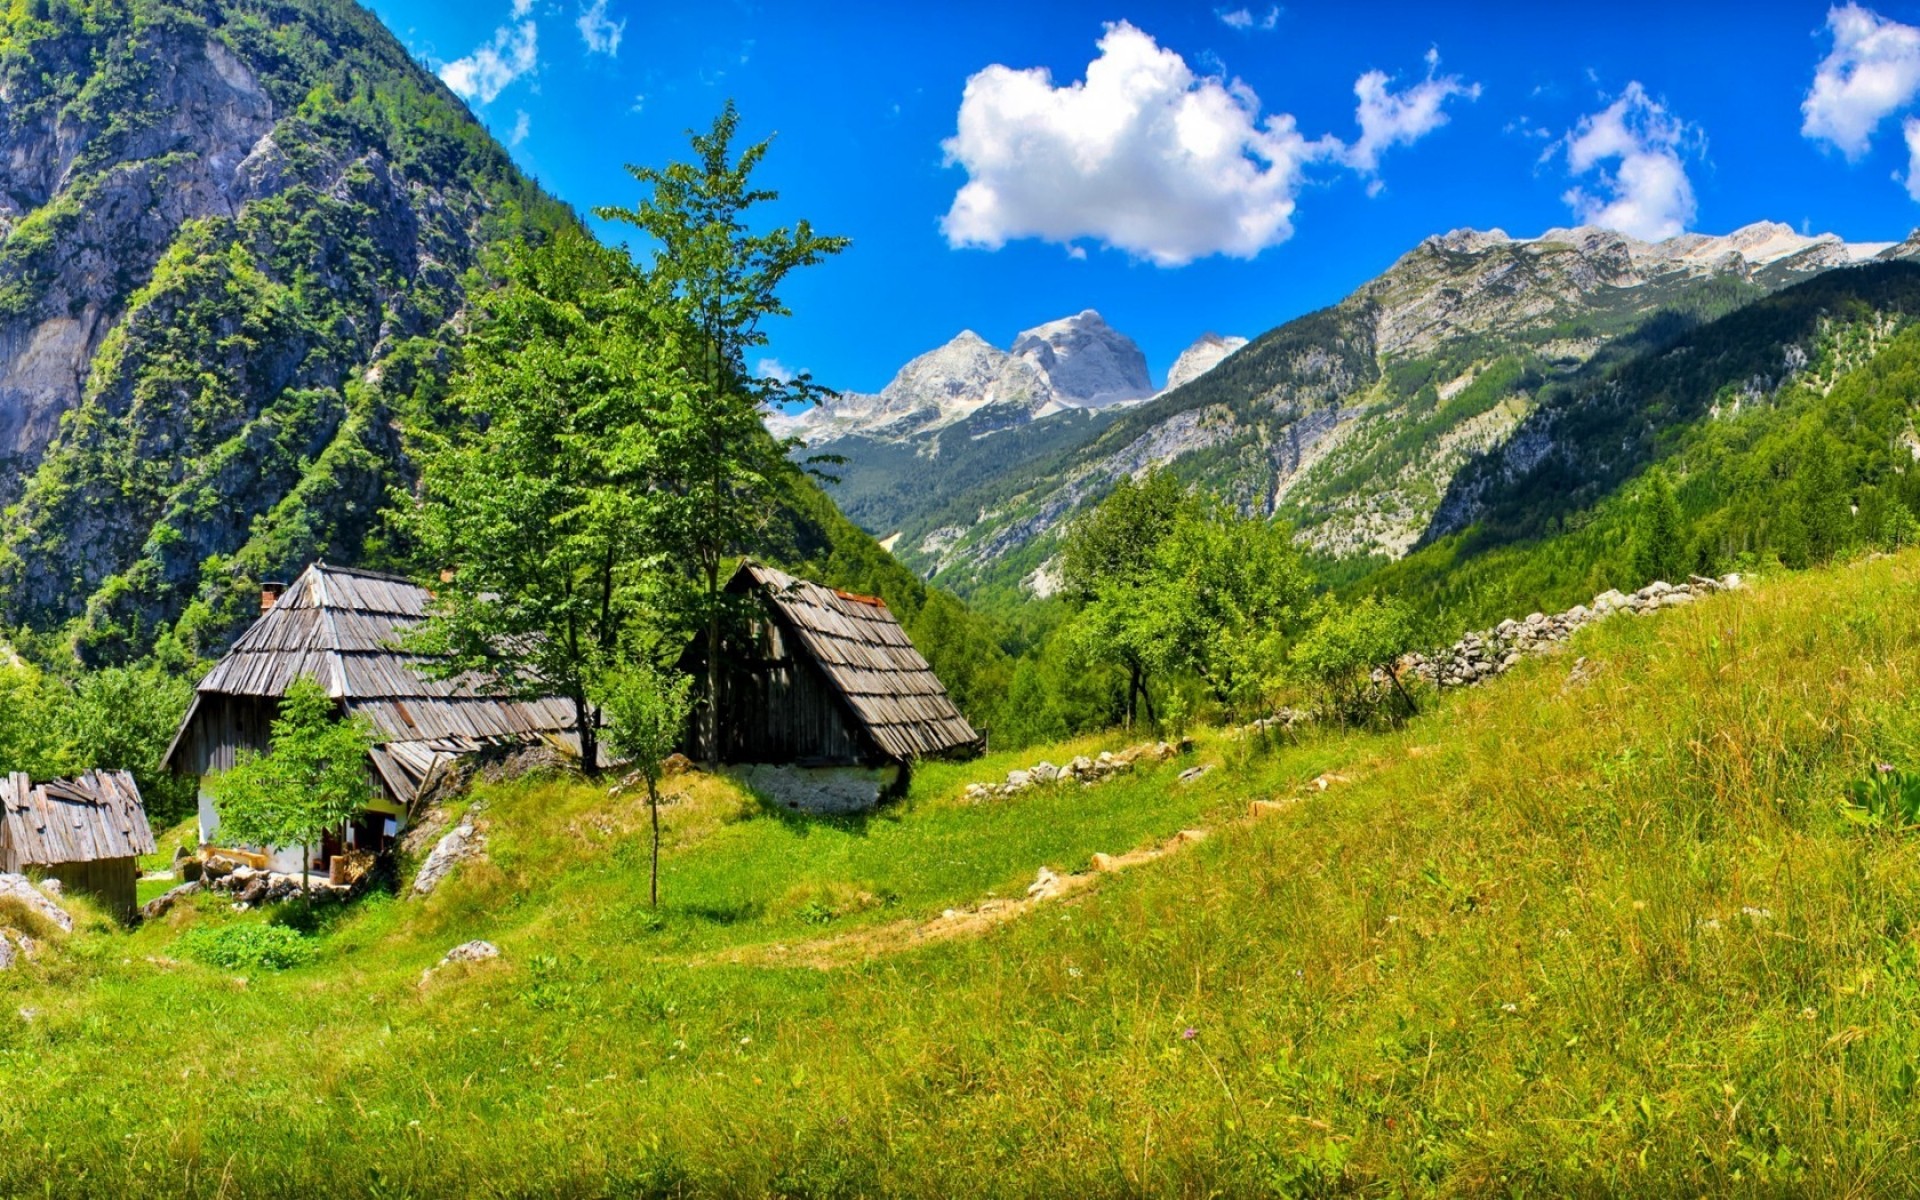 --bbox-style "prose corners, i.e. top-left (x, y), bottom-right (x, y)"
top-left (7, 554), bottom-right (1920, 1193)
